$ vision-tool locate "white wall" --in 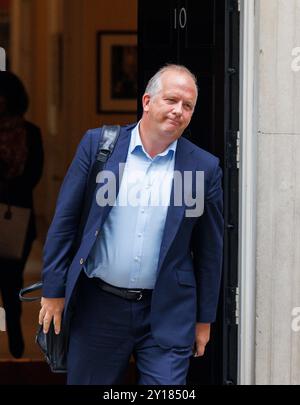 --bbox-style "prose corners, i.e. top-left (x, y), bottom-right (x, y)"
top-left (255, 0), bottom-right (300, 385)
